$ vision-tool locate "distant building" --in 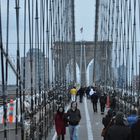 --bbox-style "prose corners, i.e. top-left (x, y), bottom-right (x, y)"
top-left (21, 48), bottom-right (48, 90)
top-left (132, 75), bottom-right (140, 91)
top-left (54, 41), bottom-right (112, 86)
top-left (0, 85), bottom-right (17, 96)
top-left (0, 85), bottom-right (17, 106)
top-left (117, 65), bottom-right (126, 88)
